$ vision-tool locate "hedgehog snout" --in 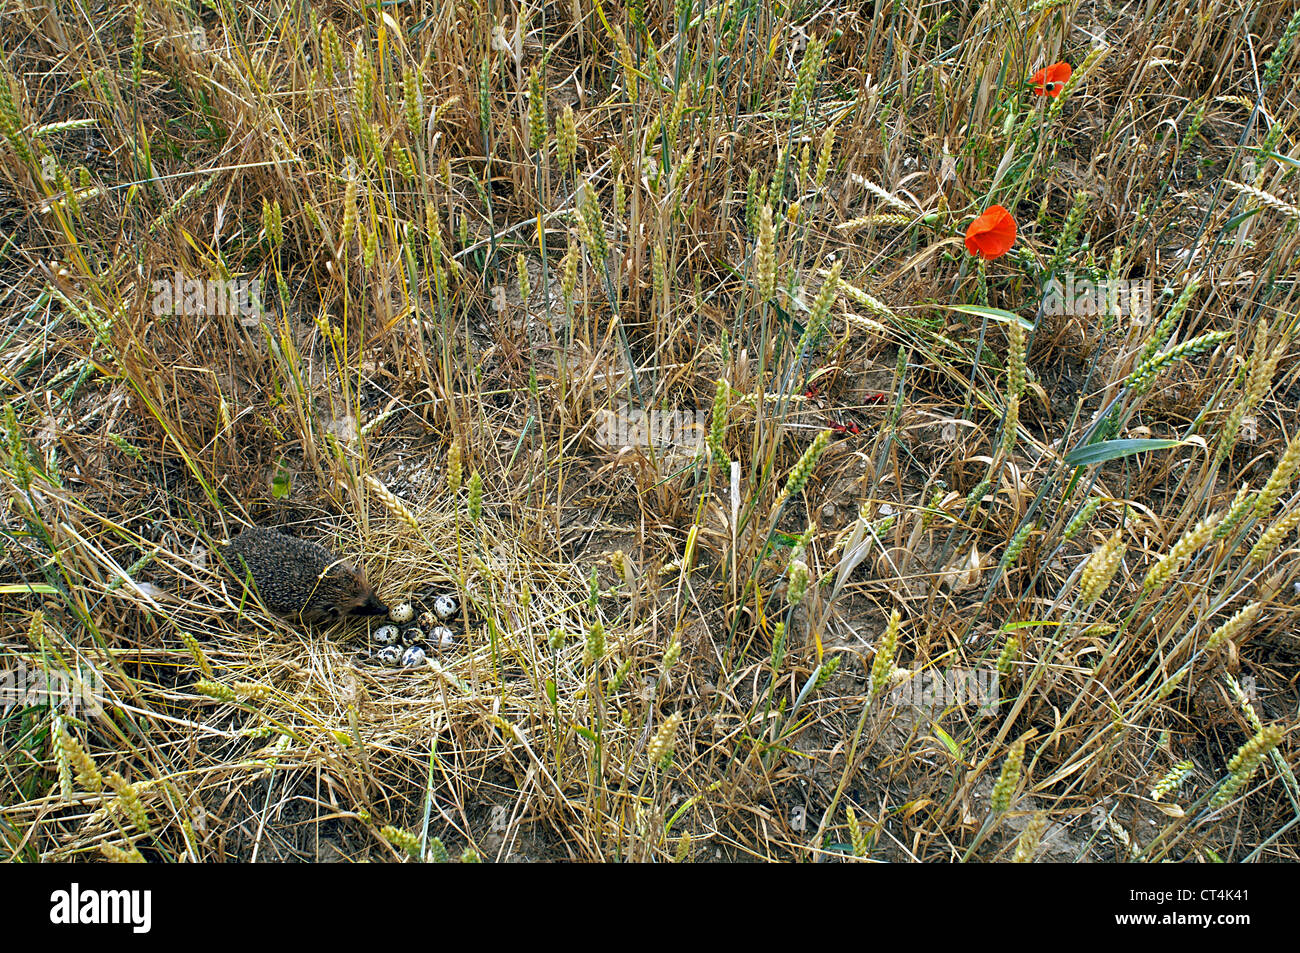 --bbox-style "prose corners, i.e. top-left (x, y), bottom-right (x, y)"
top-left (353, 592), bottom-right (389, 617)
